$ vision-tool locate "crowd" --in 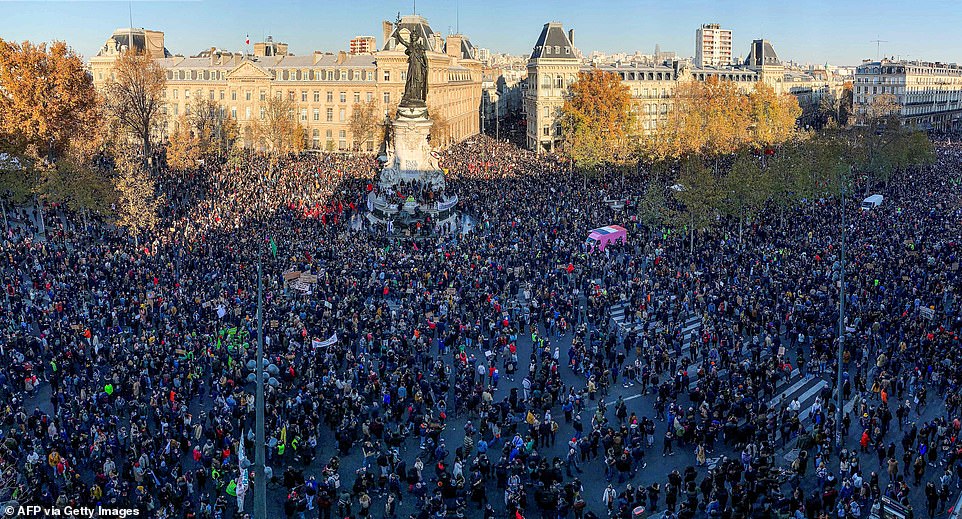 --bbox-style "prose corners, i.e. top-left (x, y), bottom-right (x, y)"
top-left (0, 134), bottom-right (960, 519)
